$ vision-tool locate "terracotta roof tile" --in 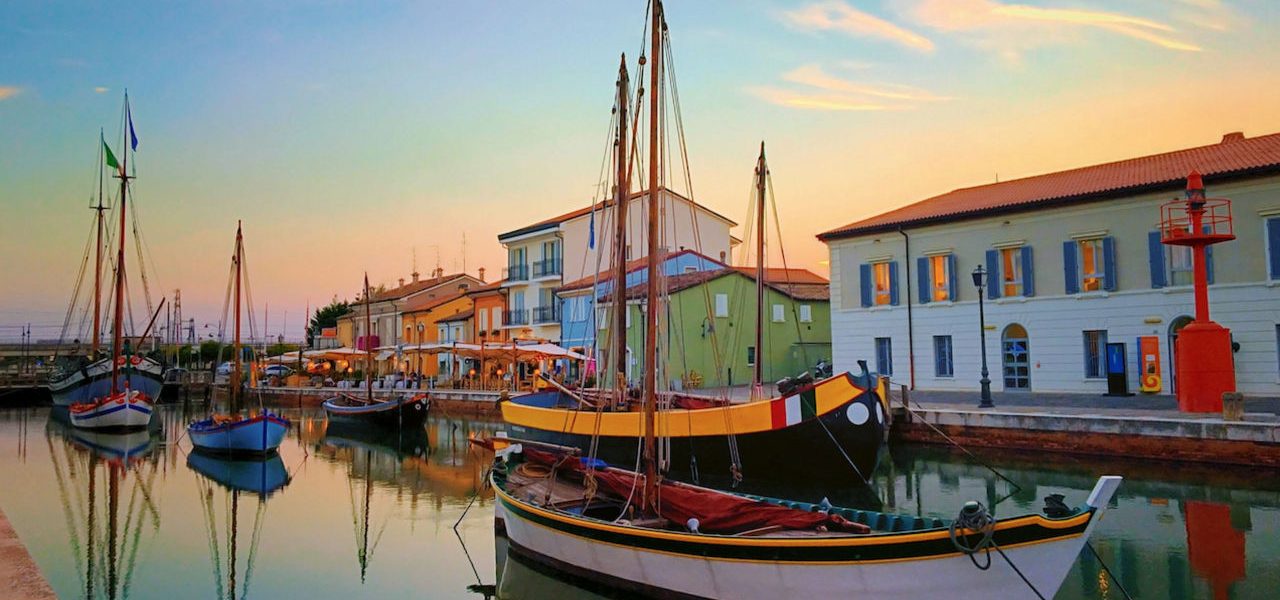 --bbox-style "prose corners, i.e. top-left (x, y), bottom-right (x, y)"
top-left (730, 266), bottom-right (828, 285)
top-left (369, 273), bottom-right (472, 302)
top-left (401, 290), bottom-right (467, 313)
top-left (819, 132), bottom-right (1280, 240)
